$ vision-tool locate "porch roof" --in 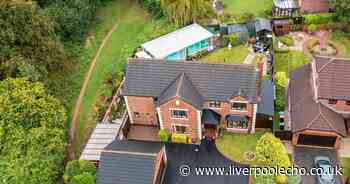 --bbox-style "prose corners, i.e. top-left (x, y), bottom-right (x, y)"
top-left (225, 114), bottom-right (248, 122)
top-left (202, 109), bottom-right (221, 125)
